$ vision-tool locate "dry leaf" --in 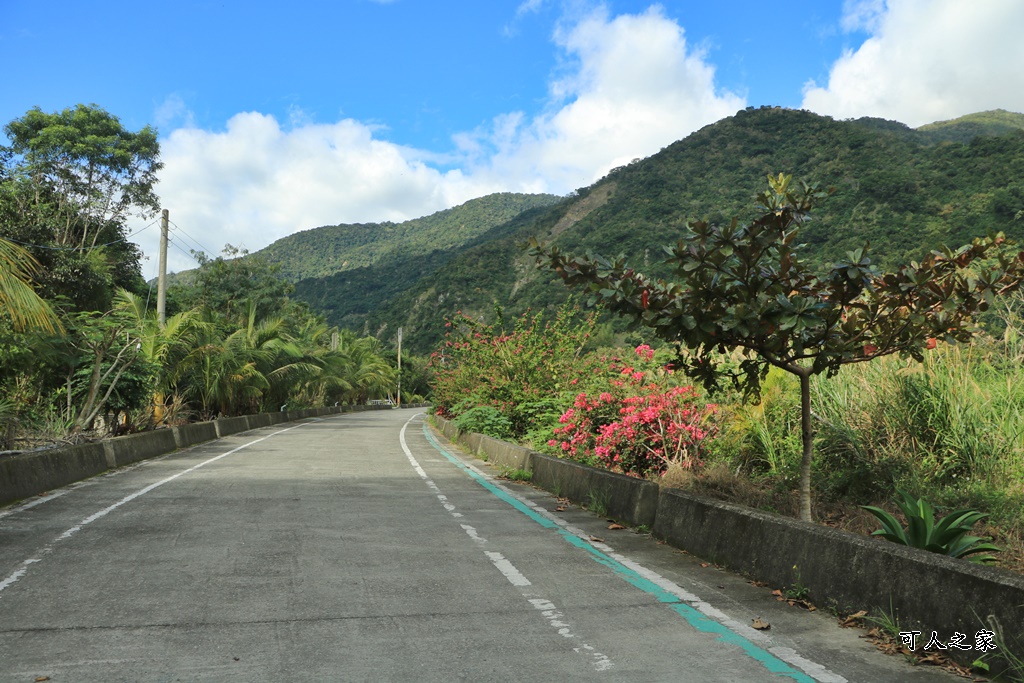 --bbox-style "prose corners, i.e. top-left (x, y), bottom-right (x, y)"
top-left (839, 610), bottom-right (867, 628)
top-left (554, 506), bottom-right (566, 512)
top-left (749, 580), bottom-right (768, 588)
top-left (607, 523), bottom-right (625, 530)
top-left (700, 562), bottom-right (710, 568)
top-left (35, 678), bottom-right (49, 682)
top-left (752, 618), bottom-right (771, 630)
top-left (588, 536), bottom-right (605, 543)
top-left (771, 589), bottom-right (784, 598)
